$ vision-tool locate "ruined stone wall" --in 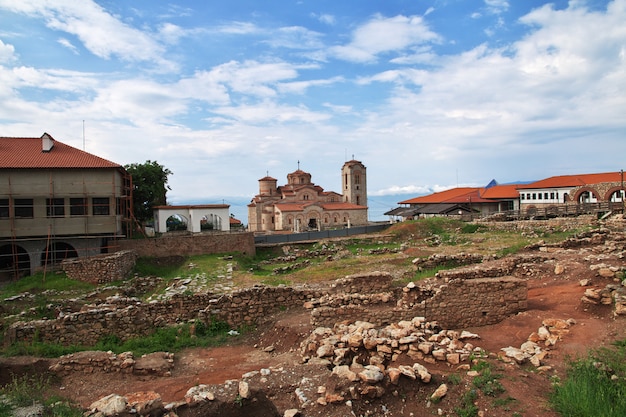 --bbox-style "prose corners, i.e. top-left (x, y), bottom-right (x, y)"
top-left (6, 269), bottom-right (526, 347)
top-left (328, 272), bottom-right (394, 294)
top-left (6, 286), bottom-right (317, 347)
top-left (476, 216), bottom-right (596, 231)
top-left (310, 273), bottom-right (527, 329)
top-left (409, 276), bottom-right (527, 328)
top-left (61, 250), bottom-right (137, 285)
top-left (115, 232), bottom-right (256, 258)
